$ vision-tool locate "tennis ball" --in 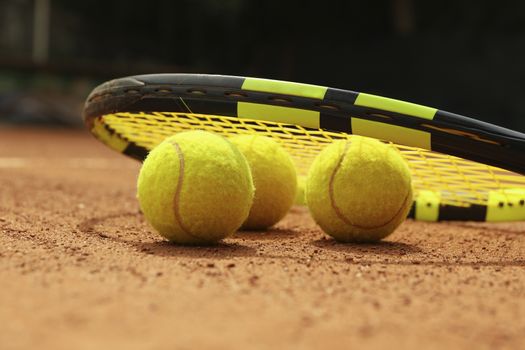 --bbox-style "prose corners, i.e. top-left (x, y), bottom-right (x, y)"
top-left (305, 136), bottom-right (412, 242)
top-left (295, 176), bottom-right (307, 206)
top-left (230, 135), bottom-right (297, 229)
top-left (137, 130), bottom-right (254, 244)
